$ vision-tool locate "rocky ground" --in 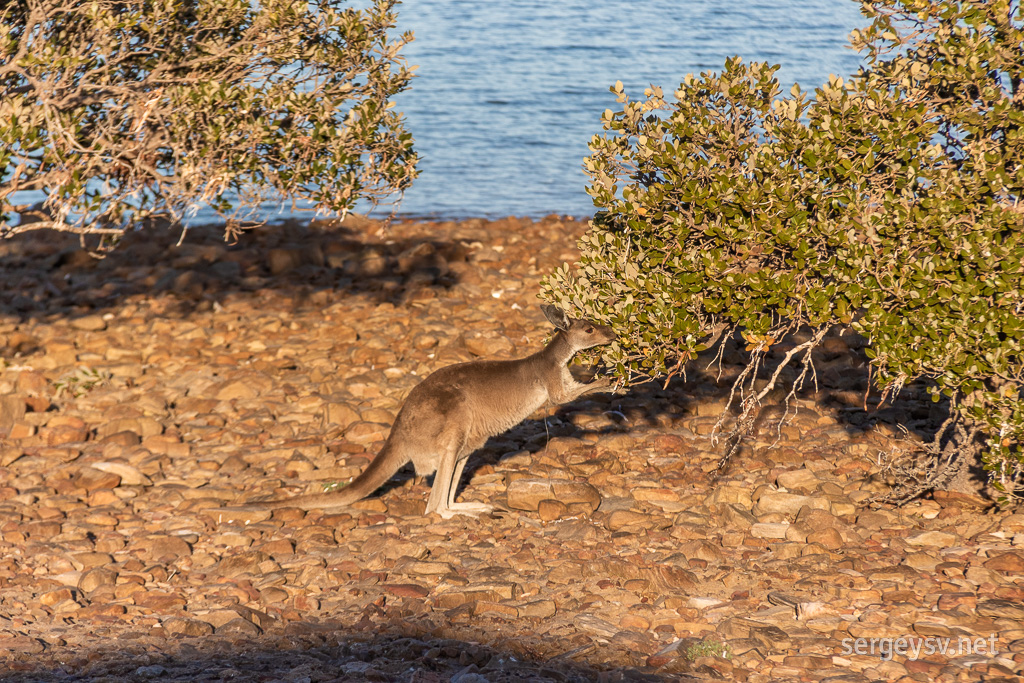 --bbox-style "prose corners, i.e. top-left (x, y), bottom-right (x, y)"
top-left (0, 215), bottom-right (1022, 683)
